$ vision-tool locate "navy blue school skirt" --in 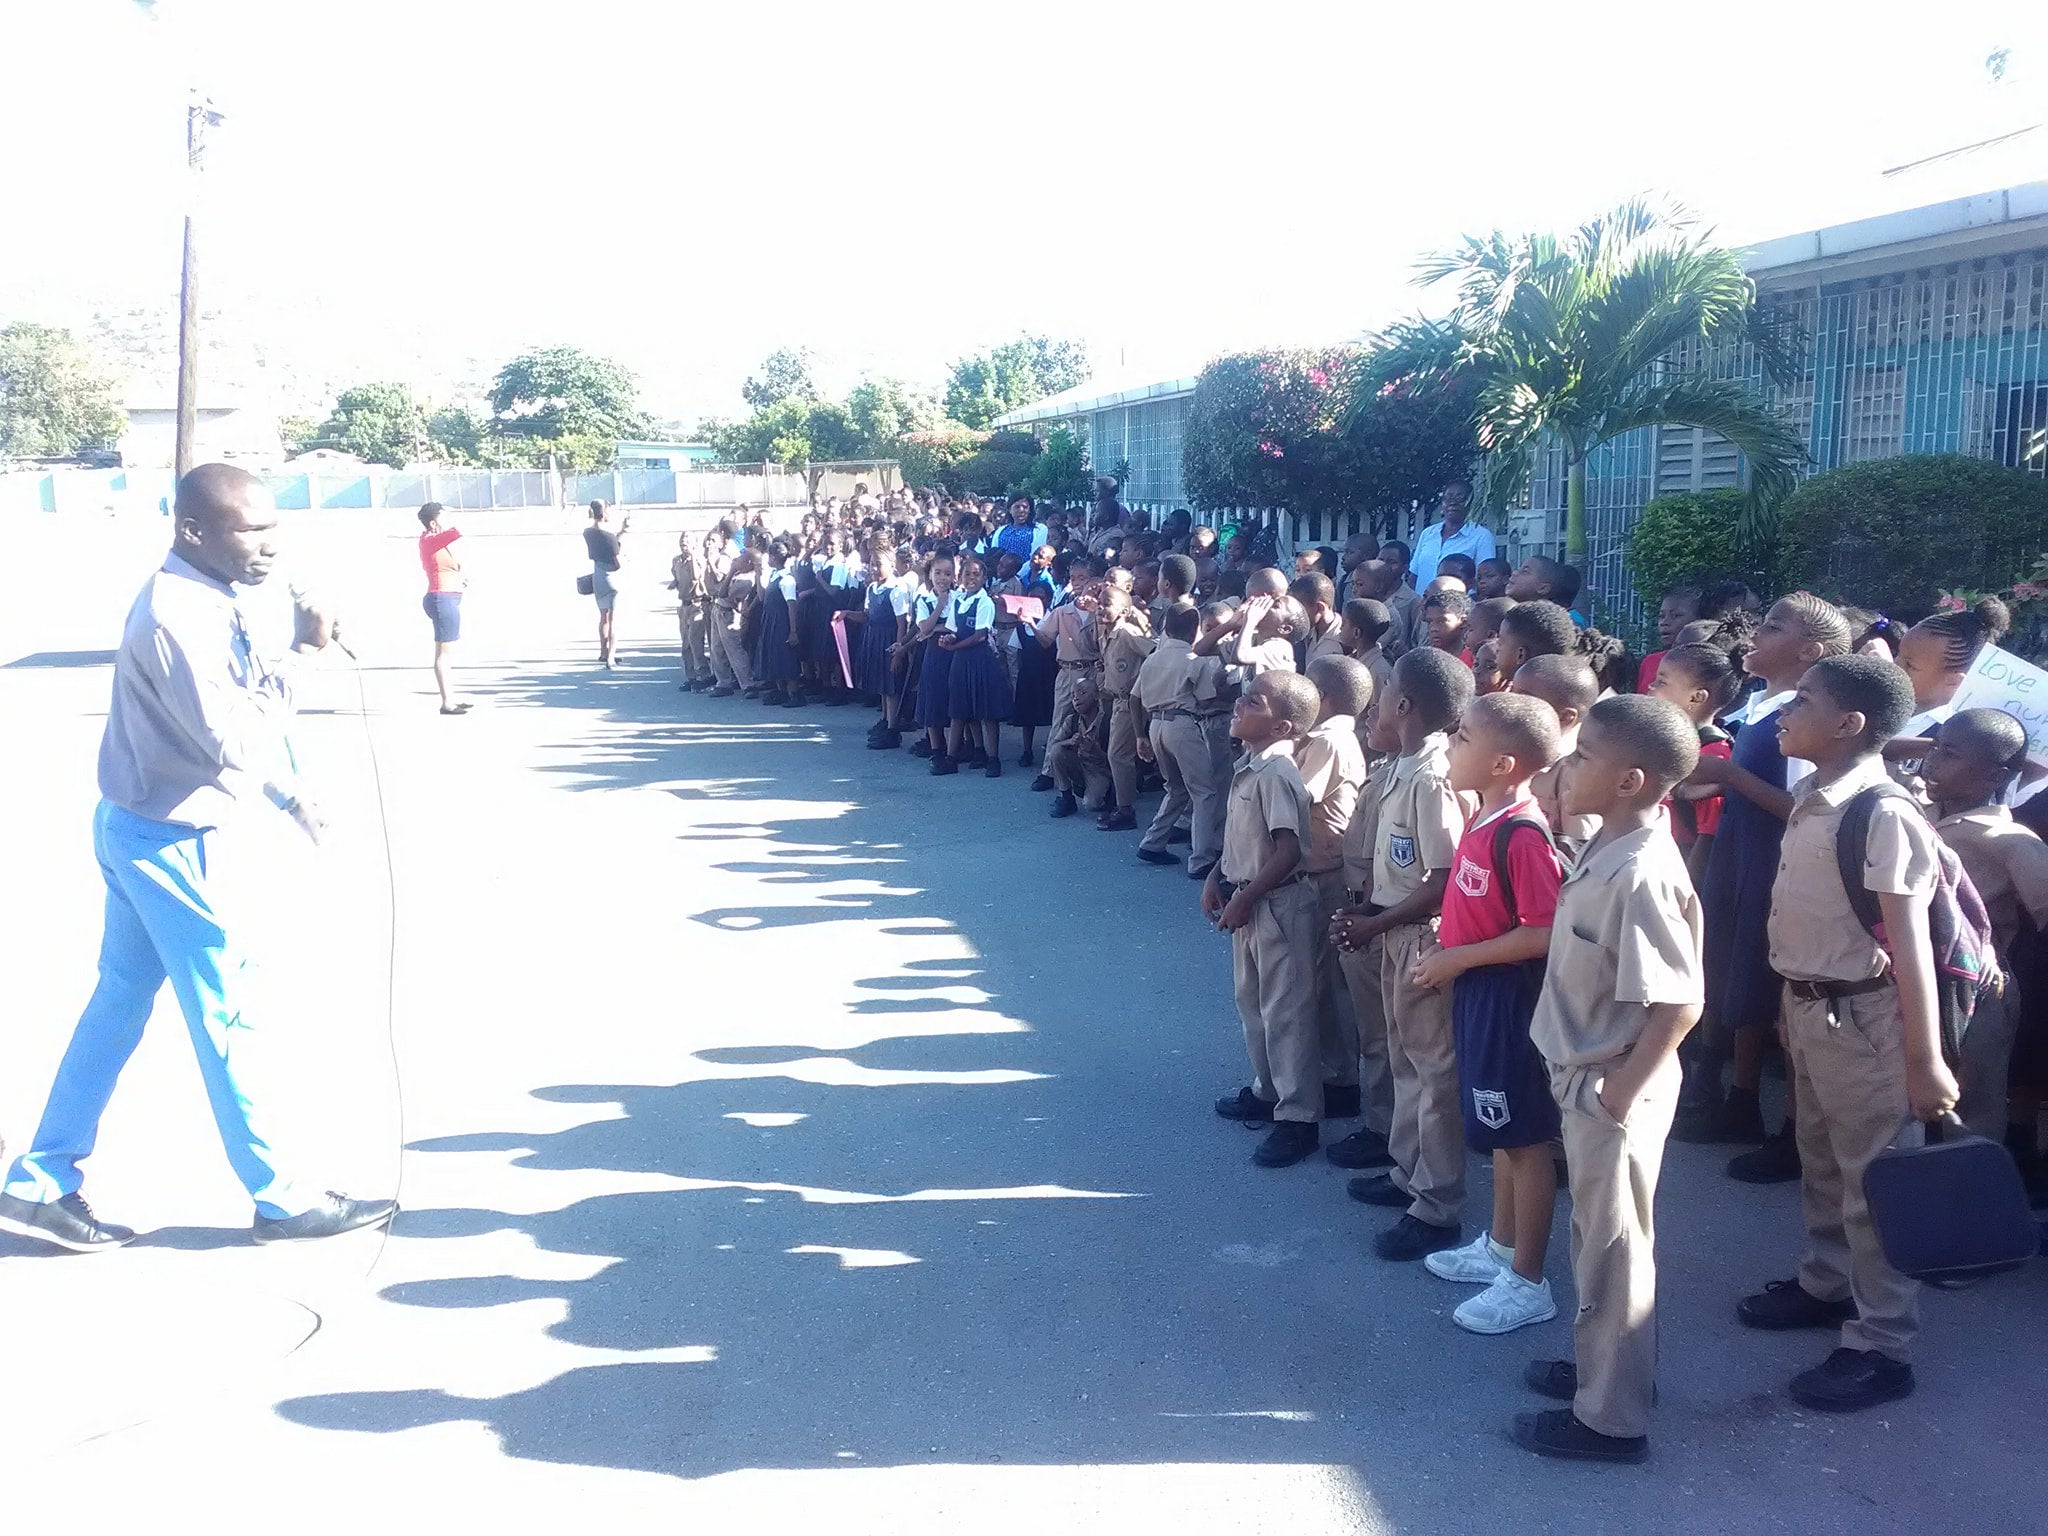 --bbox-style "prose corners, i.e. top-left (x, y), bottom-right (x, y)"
top-left (754, 585), bottom-right (800, 683)
top-left (948, 639), bottom-right (1014, 722)
top-left (1452, 962), bottom-right (1559, 1152)
top-left (855, 590), bottom-right (897, 697)
top-left (916, 639), bottom-right (955, 729)
top-left (1011, 631), bottom-right (1056, 727)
